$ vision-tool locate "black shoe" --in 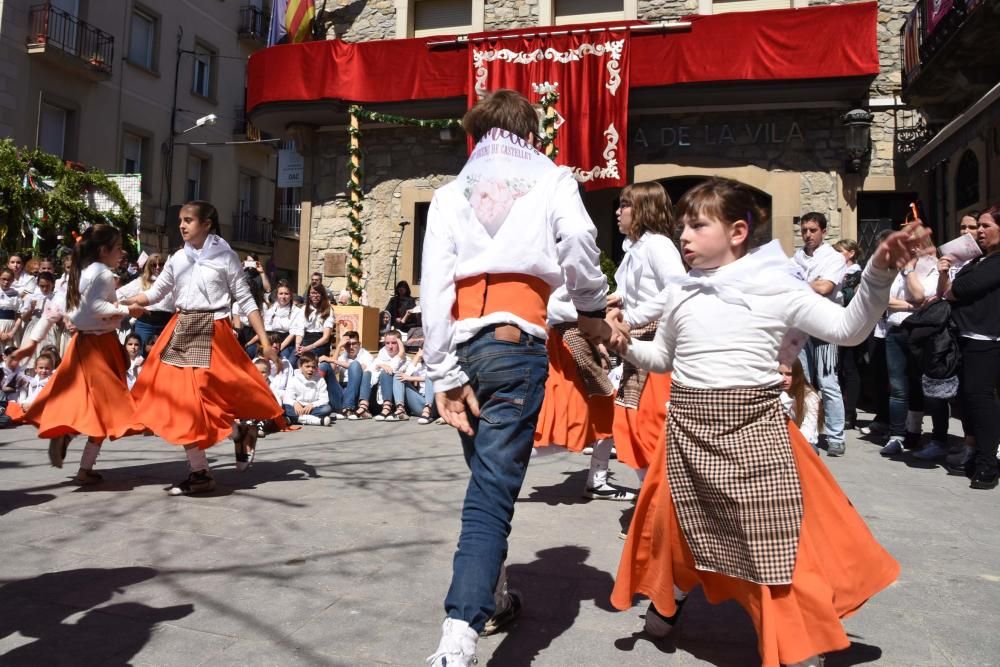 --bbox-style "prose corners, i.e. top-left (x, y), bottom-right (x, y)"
top-left (644, 598), bottom-right (687, 638)
top-left (970, 469), bottom-right (999, 490)
top-left (481, 591), bottom-right (521, 636)
top-left (168, 470), bottom-right (216, 496)
top-left (843, 420), bottom-right (857, 431)
top-left (903, 432), bottom-right (921, 450)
